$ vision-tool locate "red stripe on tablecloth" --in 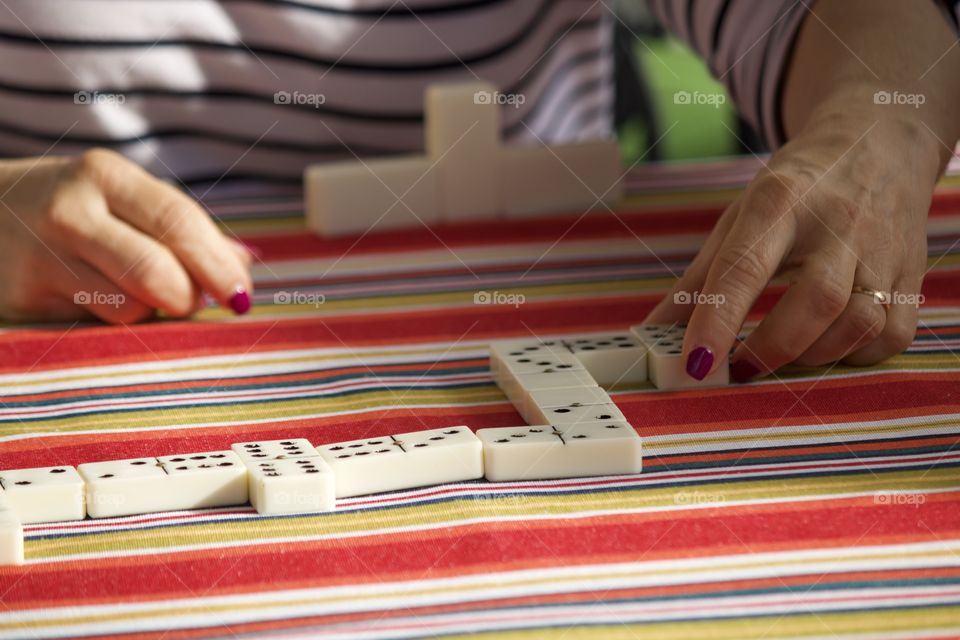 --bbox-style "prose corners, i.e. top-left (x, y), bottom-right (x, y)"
top-left (5, 493), bottom-right (958, 608)
top-left (4, 266), bottom-right (960, 372)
